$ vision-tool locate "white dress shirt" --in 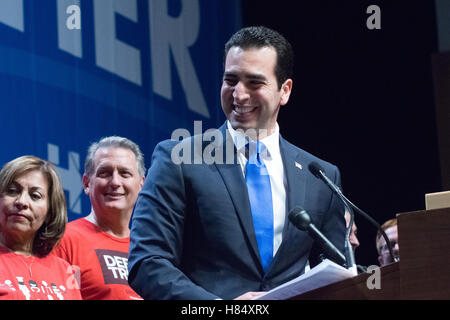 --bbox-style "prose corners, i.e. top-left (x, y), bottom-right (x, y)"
top-left (226, 121), bottom-right (287, 257)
